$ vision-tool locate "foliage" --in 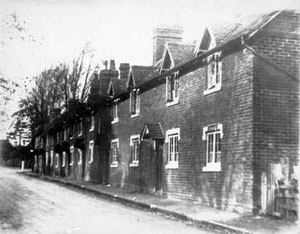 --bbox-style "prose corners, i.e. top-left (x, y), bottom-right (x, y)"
top-left (13, 47), bottom-right (97, 137)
